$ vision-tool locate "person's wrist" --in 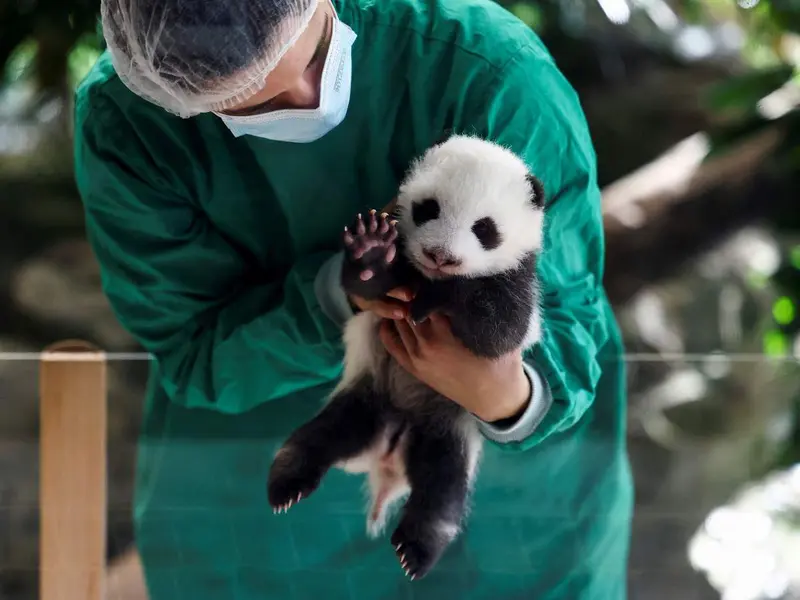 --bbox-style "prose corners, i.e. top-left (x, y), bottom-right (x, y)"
top-left (475, 363), bottom-right (531, 423)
